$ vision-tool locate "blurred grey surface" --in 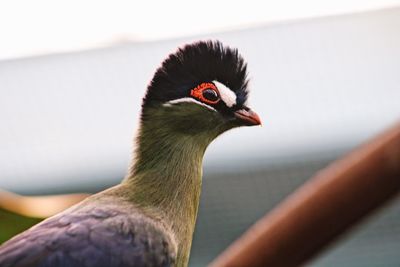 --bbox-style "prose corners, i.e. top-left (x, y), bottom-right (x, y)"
top-left (1, 7), bottom-right (400, 267)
